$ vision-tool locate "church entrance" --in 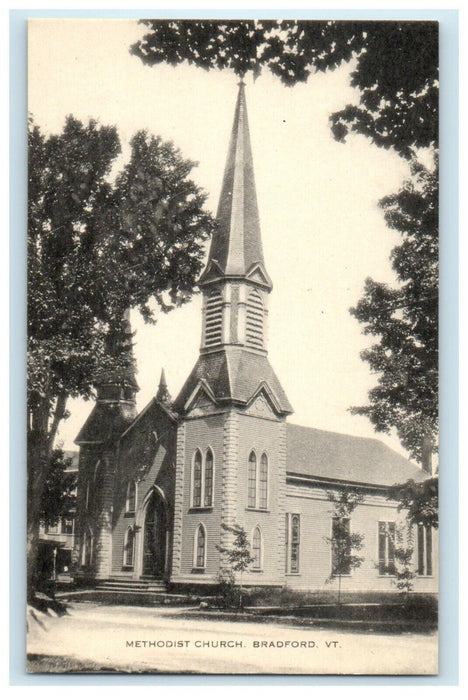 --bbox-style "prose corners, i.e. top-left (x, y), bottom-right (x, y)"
top-left (142, 490), bottom-right (167, 578)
